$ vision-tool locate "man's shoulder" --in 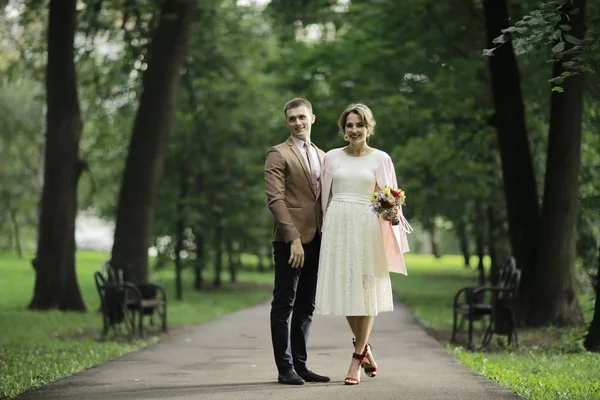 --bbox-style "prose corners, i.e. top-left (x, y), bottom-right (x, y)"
top-left (267, 140), bottom-right (291, 154)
